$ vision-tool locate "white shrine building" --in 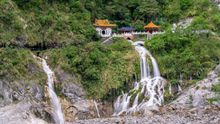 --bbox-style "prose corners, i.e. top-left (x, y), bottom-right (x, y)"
top-left (93, 19), bottom-right (116, 37)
